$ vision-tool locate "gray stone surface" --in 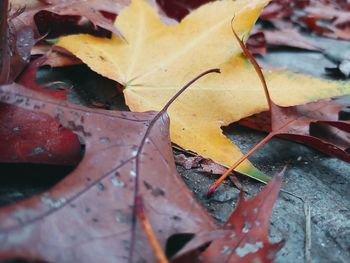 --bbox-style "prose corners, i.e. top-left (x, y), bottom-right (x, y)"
top-left (180, 125), bottom-right (350, 263)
